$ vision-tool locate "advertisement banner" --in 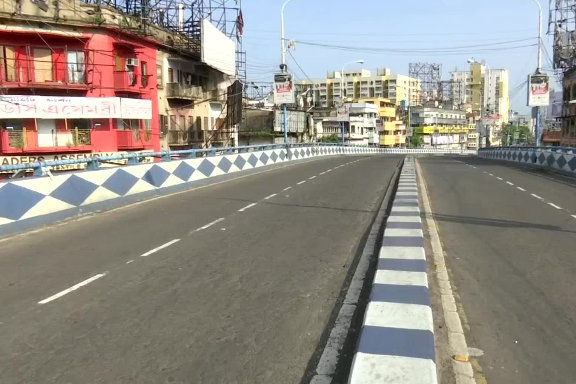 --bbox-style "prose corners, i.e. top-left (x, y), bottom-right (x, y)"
top-left (120, 98), bottom-right (152, 120)
top-left (547, 91), bottom-right (562, 119)
top-left (527, 74), bottom-right (550, 107)
top-left (0, 151), bottom-right (153, 172)
top-left (273, 73), bottom-right (295, 105)
top-left (0, 96), bottom-right (152, 120)
top-left (337, 104), bottom-right (350, 120)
